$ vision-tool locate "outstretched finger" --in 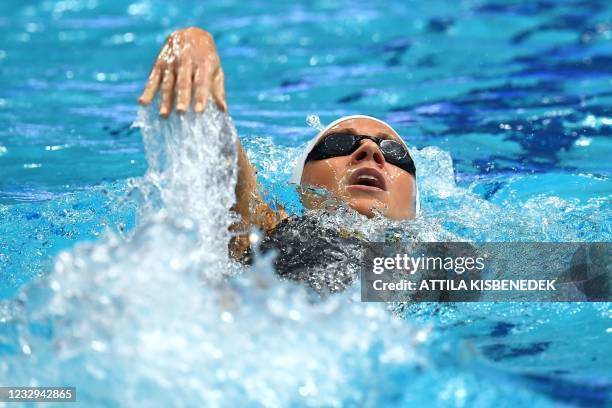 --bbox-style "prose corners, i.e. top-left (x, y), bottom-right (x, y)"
top-left (175, 62), bottom-right (194, 114)
top-left (193, 64), bottom-right (213, 113)
top-left (212, 69), bottom-right (227, 112)
top-left (159, 68), bottom-right (176, 117)
top-left (138, 64), bottom-right (162, 105)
